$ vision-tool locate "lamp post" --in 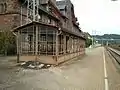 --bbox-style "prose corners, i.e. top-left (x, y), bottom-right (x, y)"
top-left (92, 30), bottom-right (97, 48)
